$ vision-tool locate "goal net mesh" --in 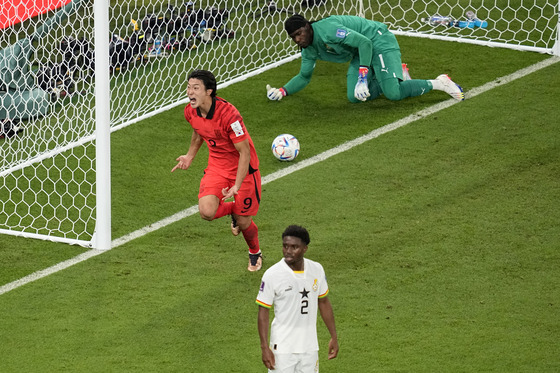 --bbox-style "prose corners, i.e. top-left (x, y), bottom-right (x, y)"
top-left (0, 0), bottom-right (558, 246)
